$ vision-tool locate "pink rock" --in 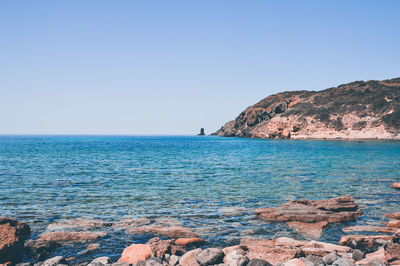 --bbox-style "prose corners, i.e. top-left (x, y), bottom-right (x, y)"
top-left (287, 221), bottom-right (328, 240)
top-left (118, 244), bottom-right (153, 264)
top-left (342, 225), bottom-right (398, 233)
top-left (256, 196), bottom-right (362, 223)
top-left (284, 258), bottom-right (306, 266)
top-left (387, 220), bottom-right (400, 228)
top-left (391, 182), bottom-right (400, 189)
top-left (385, 212), bottom-right (400, 219)
top-left (39, 231), bottom-right (106, 243)
top-left (180, 248), bottom-right (201, 266)
top-left (175, 237), bottom-right (205, 247)
top-left (356, 247), bottom-right (385, 265)
top-left (339, 235), bottom-right (392, 248)
top-left (126, 225), bottom-right (197, 238)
